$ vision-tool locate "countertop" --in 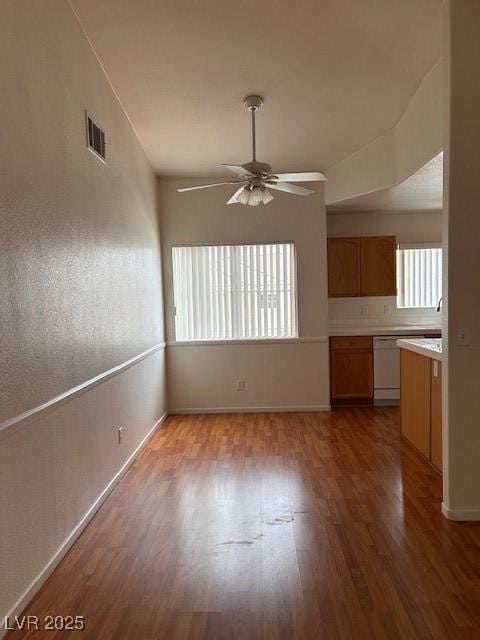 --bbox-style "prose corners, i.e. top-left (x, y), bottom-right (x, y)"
top-left (328, 326), bottom-right (442, 337)
top-left (397, 338), bottom-right (442, 361)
